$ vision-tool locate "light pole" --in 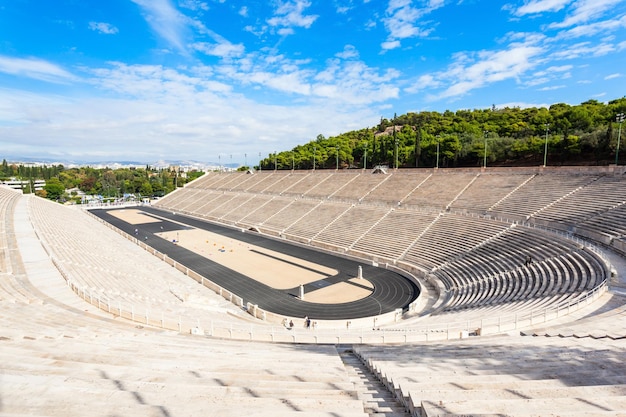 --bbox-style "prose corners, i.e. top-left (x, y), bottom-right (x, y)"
top-left (616, 113), bottom-right (625, 165)
top-left (274, 151), bottom-right (277, 171)
top-left (245, 153), bottom-right (247, 168)
top-left (259, 152), bottom-right (261, 172)
top-left (543, 123), bottom-right (550, 168)
top-left (218, 154), bottom-right (221, 171)
top-left (363, 146), bottom-right (368, 170)
top-left (483, 131), bottom-right (489, 168)
top-left (292, 151), bottom-right (295, 170)
top-left (393, 119), bottom-right (398, 169)
top-left (313, 146), bottom-right (316, 170)
top-left (435, 135), bottom-right (440, 169)
top-left (328, 147), bottom-right (338, 170)
top-left (394, 137), bottom-right (399, 169)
